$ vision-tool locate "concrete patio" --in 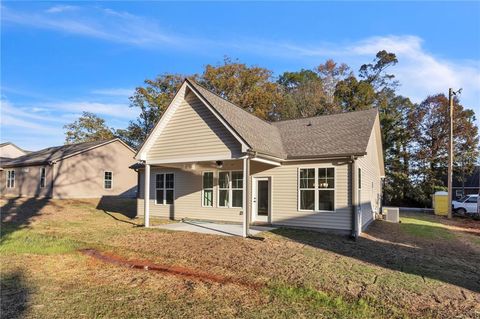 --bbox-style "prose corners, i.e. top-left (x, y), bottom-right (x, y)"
top-left (153, 220), bottom-right (275, 237)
